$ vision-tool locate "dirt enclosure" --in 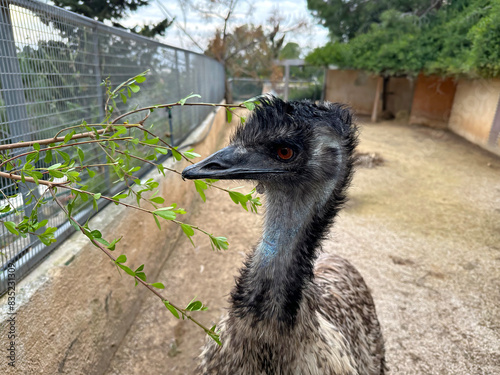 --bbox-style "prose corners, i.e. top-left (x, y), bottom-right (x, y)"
top-left (105, 119), bottom-right (500, 375)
